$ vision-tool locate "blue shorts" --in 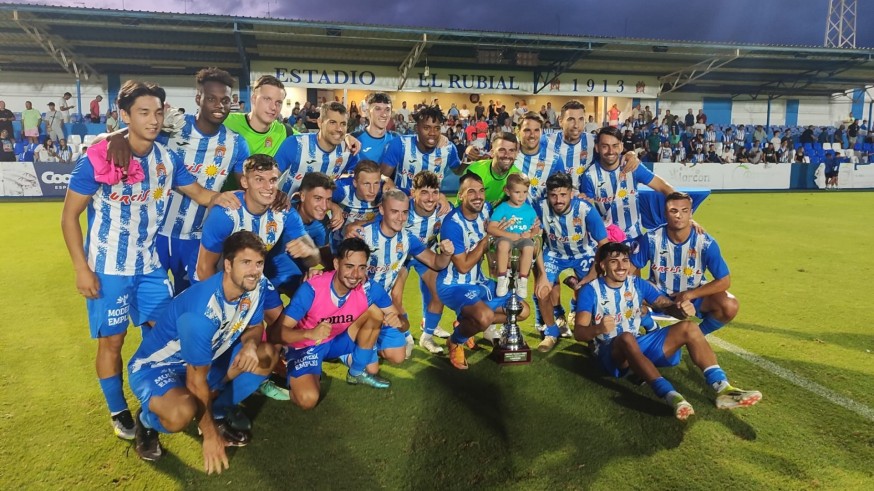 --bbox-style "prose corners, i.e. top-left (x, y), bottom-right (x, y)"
top-left (265, 247), bottom-right (304, 292)
top-left (544, 253), bottom-right (593, 284)
top-left (128, 341), bottom-right (241, 432)
top-left (286, 332), bottom-right (356, 380)
top-left (86, 270), bottom-right (173, 338)
top-left (377, 325), bottom-right (409, 351)
top-left (597, 328), bottom-right (681, 378)
top-left (409, 257), bottom-right (430, 278)
top-left (437, 279), bottom-right (510, 316)
top-left (155, 235), bottom-right (199, 294)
